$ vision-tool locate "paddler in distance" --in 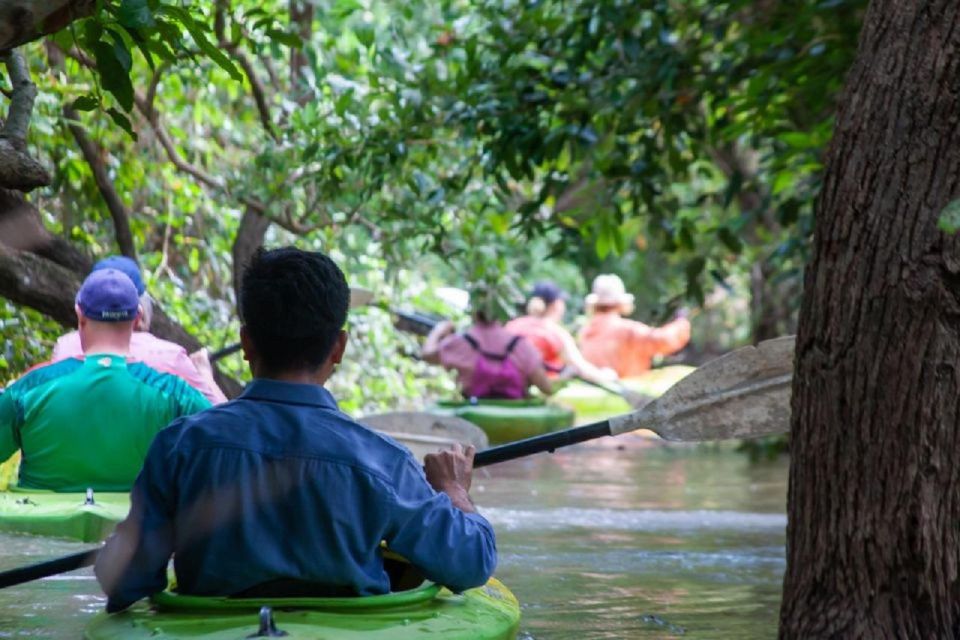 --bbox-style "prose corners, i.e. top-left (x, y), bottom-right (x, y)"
top-left (578, 273), bottom-right (691, 378)
top-left (0, 269), bottom-right (210, 492)
top-left (50, 255), bottom-right (228, 404)
top-left (95, 247), bottom-right (495, 612)
top-left (506, 280), bottom-right (618, 385)
top-left (422, 285), bottom-right (553, 399)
